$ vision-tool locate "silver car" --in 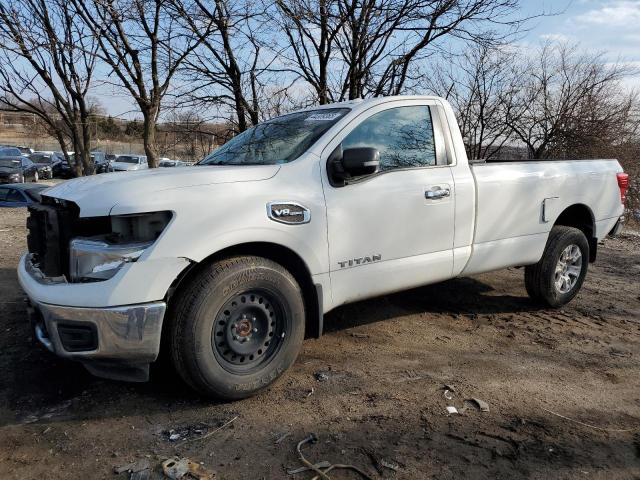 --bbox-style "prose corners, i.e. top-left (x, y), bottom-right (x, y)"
top-left (109, 155), bottom-right (148, 172)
